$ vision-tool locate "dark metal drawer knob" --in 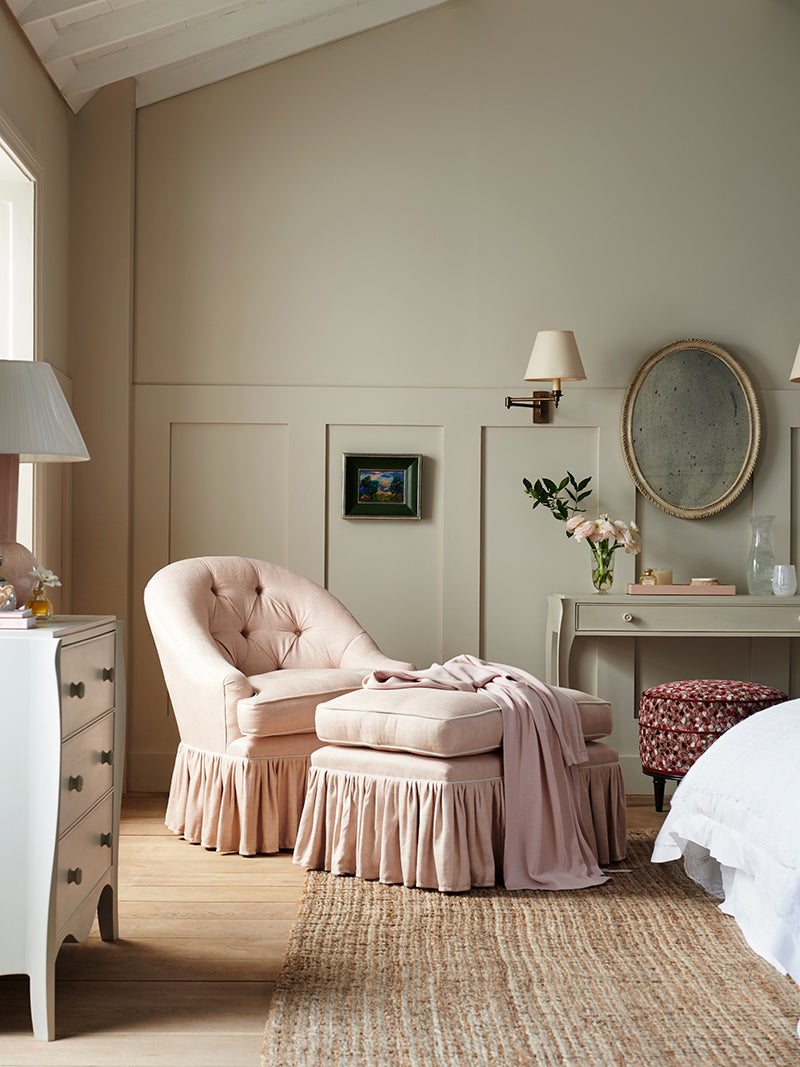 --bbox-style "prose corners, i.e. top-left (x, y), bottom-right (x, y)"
top-left (69, 681), bottom-right (86, 699)
top-left (68, 775), bottom-right (84, 792)
top-left (100, 832), bottom-right (112, 848)
top-left (67, 867), bottom-right (83, 885)
top-left (101, 750), bottom-right (113, 766)
top-left (102, 667), bottom-right (115, 682)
